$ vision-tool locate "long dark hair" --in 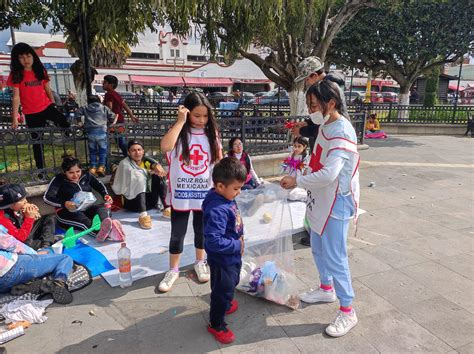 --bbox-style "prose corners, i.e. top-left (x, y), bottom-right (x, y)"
top-left (306, 80), bottom-right (343, 116)
top-left (176, 92), bottom-right (220, 164)
top-left (227, 137), bottom-right (250, 172)
top-left (292, 136), bottom-right (309, 160)
top-left (10, 42), bottom-right (49, 84)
